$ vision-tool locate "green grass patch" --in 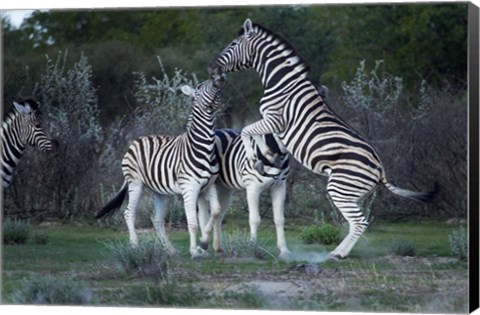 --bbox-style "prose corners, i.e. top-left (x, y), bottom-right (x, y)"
top-left (1, 219), bottom-right (468, 312)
